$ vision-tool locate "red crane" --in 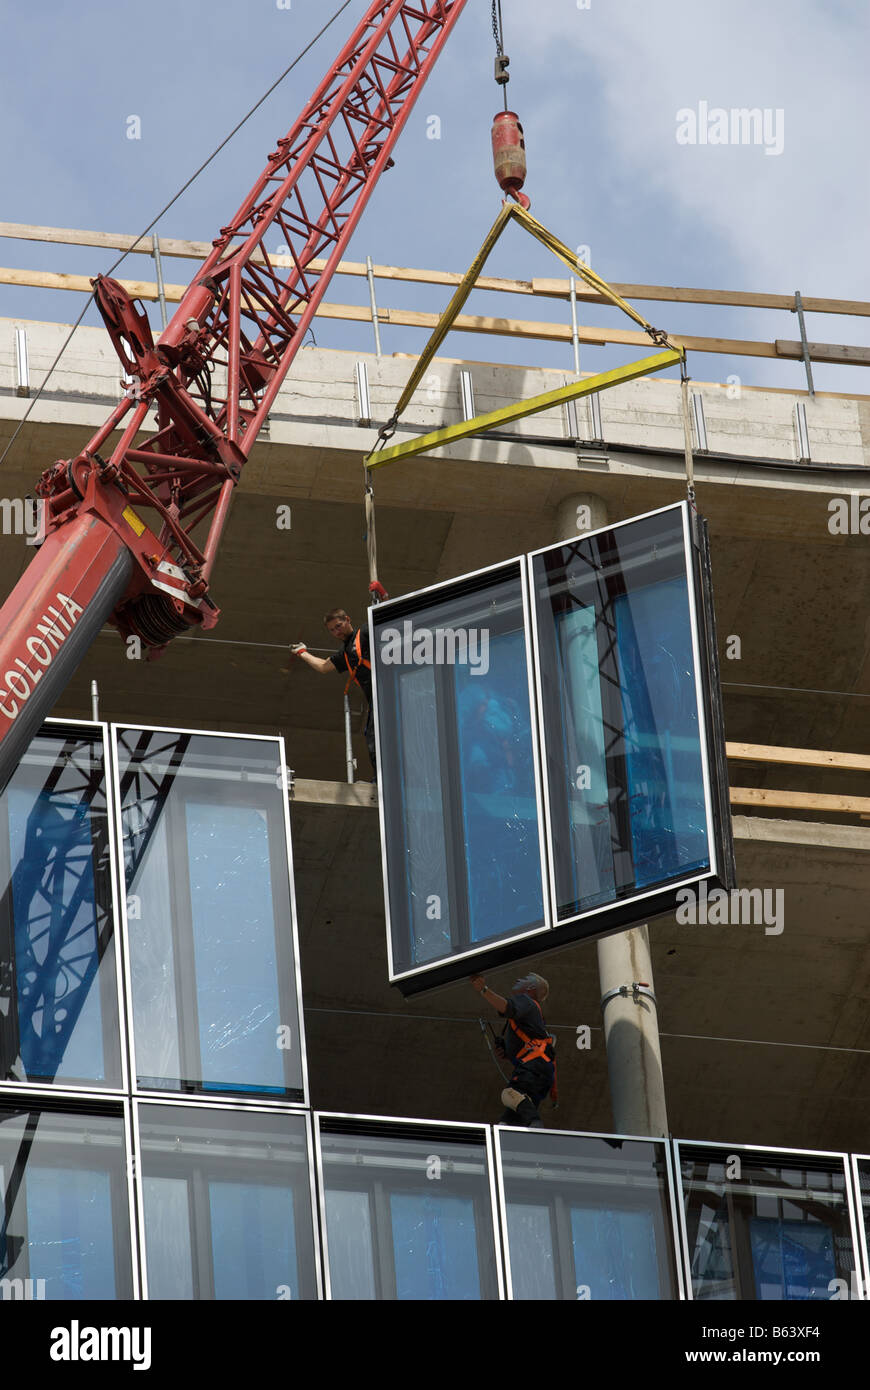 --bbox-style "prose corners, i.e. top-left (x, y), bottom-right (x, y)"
top-left (0, 0), bottom-right (471, 791)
